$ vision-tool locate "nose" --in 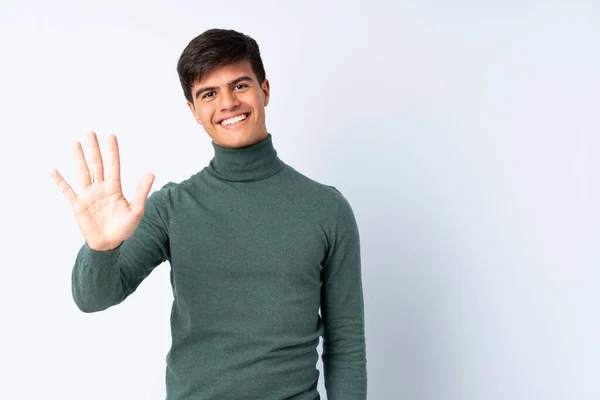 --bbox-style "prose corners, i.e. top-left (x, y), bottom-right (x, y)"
top-left (219, 89), bottom-right (240, 111)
